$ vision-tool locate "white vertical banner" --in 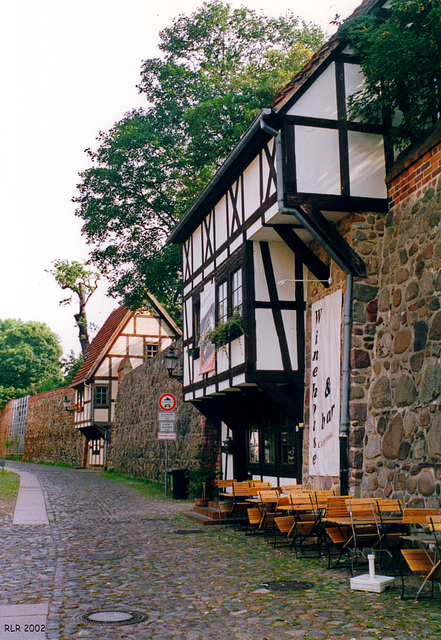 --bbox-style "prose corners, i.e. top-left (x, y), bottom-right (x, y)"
top-left (309, 289), bottom-right (342, 476)
top-left (199, 281), bottom-right (216, 374)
